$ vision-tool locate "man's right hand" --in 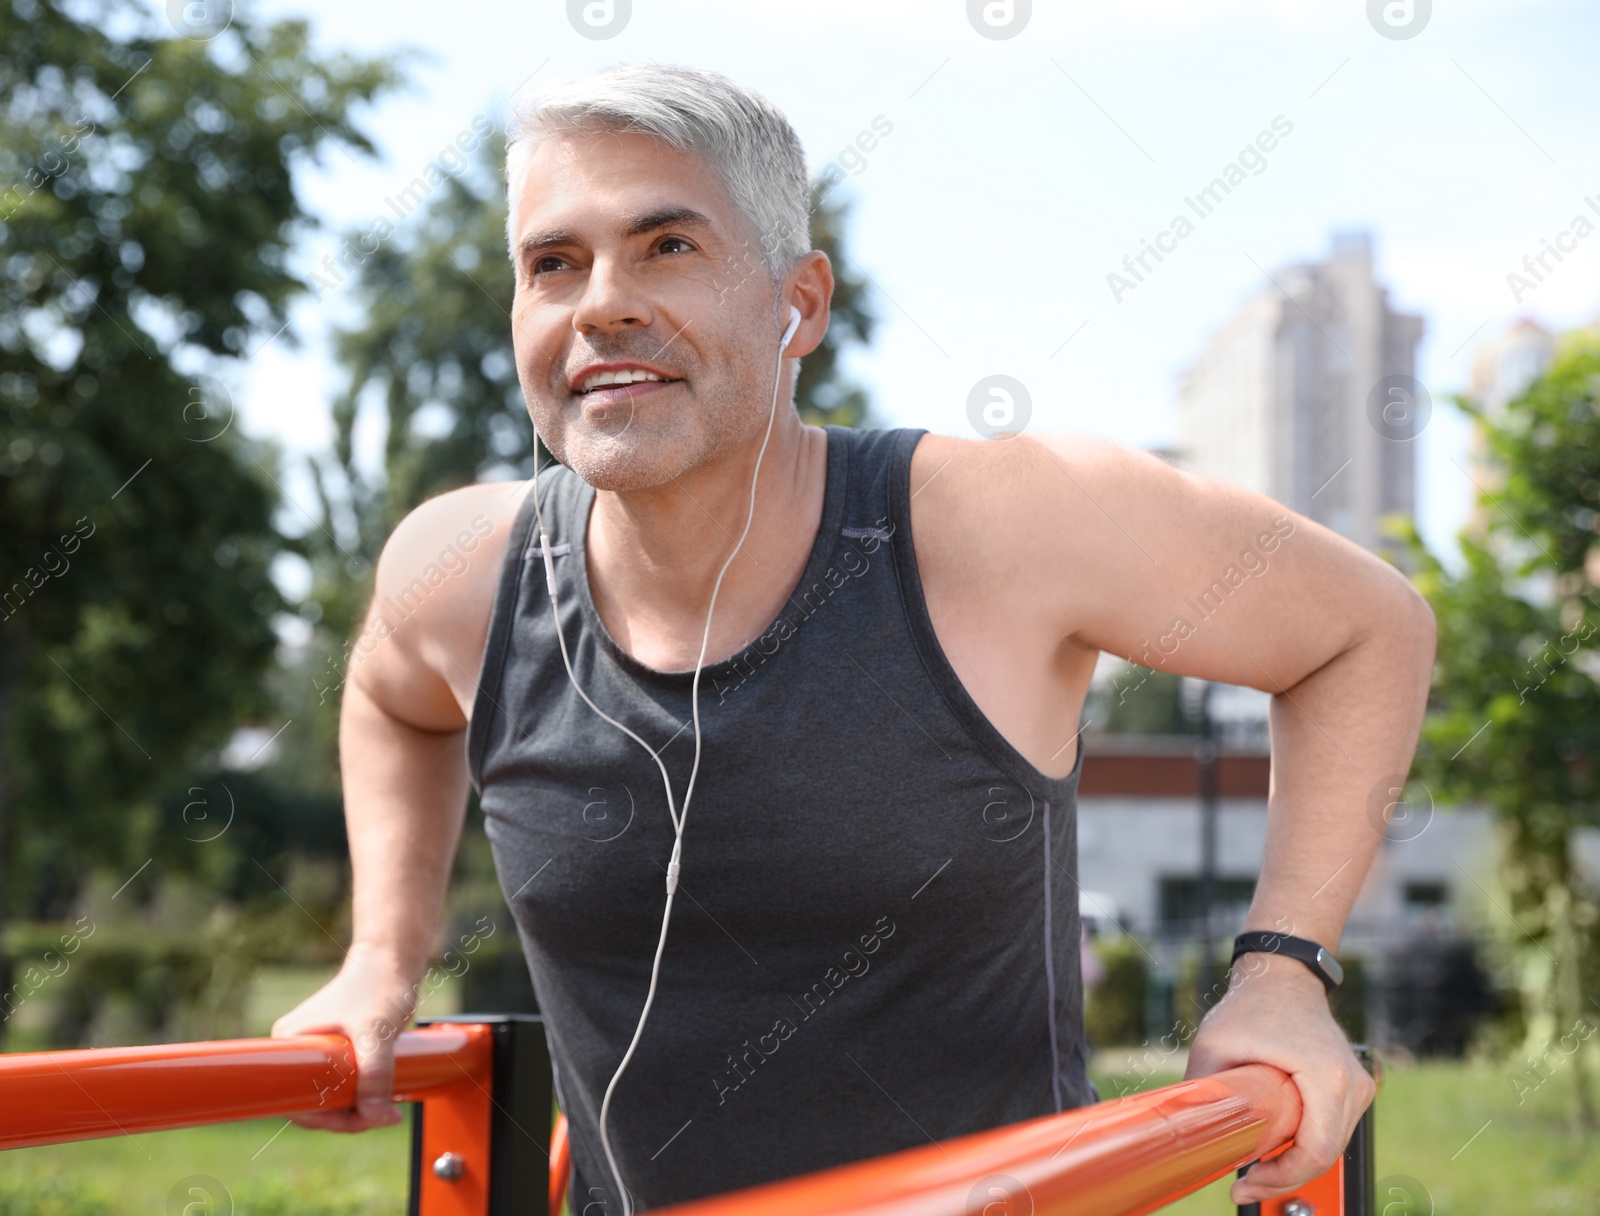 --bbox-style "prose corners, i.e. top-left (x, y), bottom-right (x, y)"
top-left (270, 945), bottom-right (420, 1132)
